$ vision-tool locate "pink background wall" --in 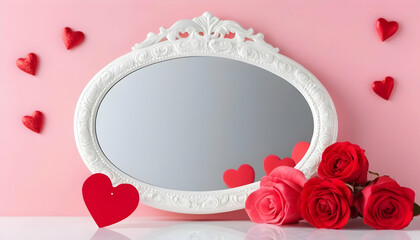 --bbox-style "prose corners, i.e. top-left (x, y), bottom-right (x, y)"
top-left (1, 0), bottom-right (419, 218)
